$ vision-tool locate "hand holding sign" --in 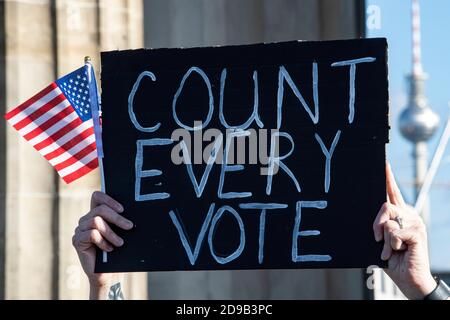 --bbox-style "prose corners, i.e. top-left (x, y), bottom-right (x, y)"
top-left (74, 166), bottom-right (438, 300)
top-left (373, 164), bottom-right (436, 299)
top-left (72, 191), bottom-right (132, 297)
